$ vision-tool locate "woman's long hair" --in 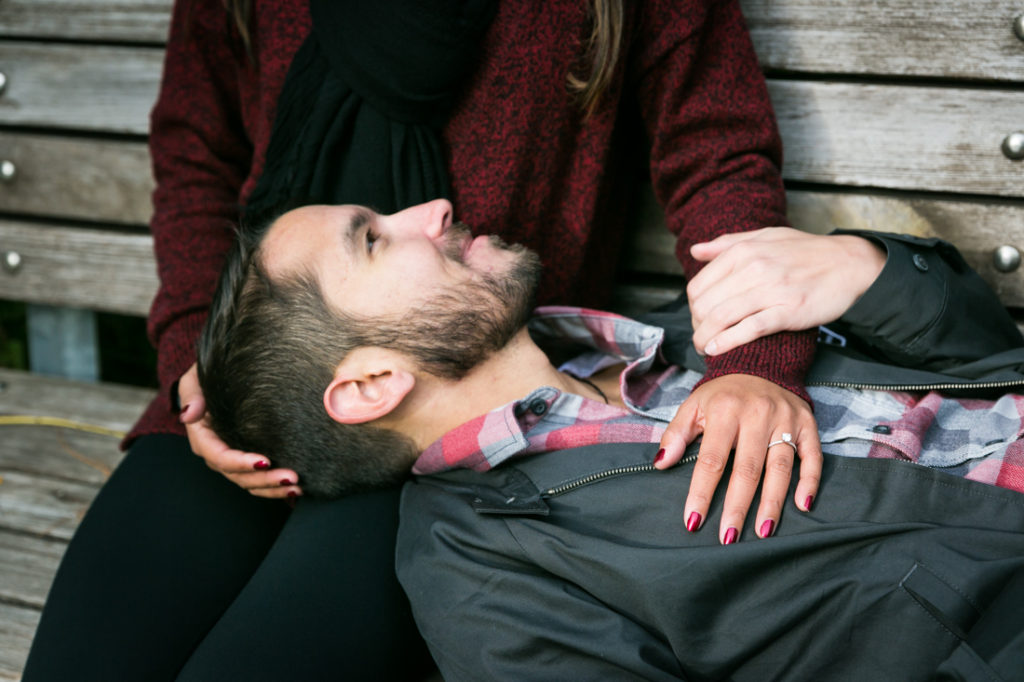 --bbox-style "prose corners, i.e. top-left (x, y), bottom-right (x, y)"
top-left (220, 0), bottom-right (622, 116)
